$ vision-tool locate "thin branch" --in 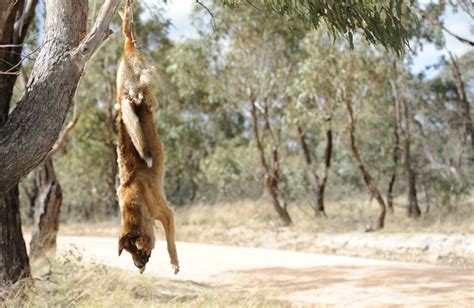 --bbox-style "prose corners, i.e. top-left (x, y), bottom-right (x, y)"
top-left (73, 0), bottom-right (121, 65)
top-left (196, 0), bottom-right (217, 32)
top-left (415, 5), bottom-right (474, 46)
top-left (14, 0), bottom-right (39, 42)
top-left (0, 45), bottom-right (41, 74)
top-left (0, 44), bottom-right (23, 48)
